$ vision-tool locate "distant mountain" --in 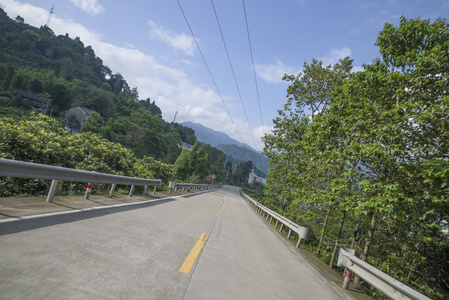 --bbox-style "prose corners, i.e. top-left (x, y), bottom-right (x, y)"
top-left (216, 144), bottom-right (269, 177)
top-left (181, 121), bottom-right (269, 177)
top-left (181, 121), bottom-right (256, 152)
